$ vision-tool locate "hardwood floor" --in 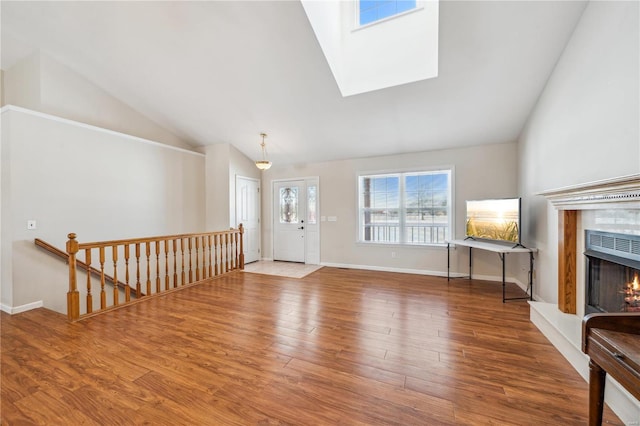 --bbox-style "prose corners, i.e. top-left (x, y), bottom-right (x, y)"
top-left (1, 268), bottom-right (622, 425)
